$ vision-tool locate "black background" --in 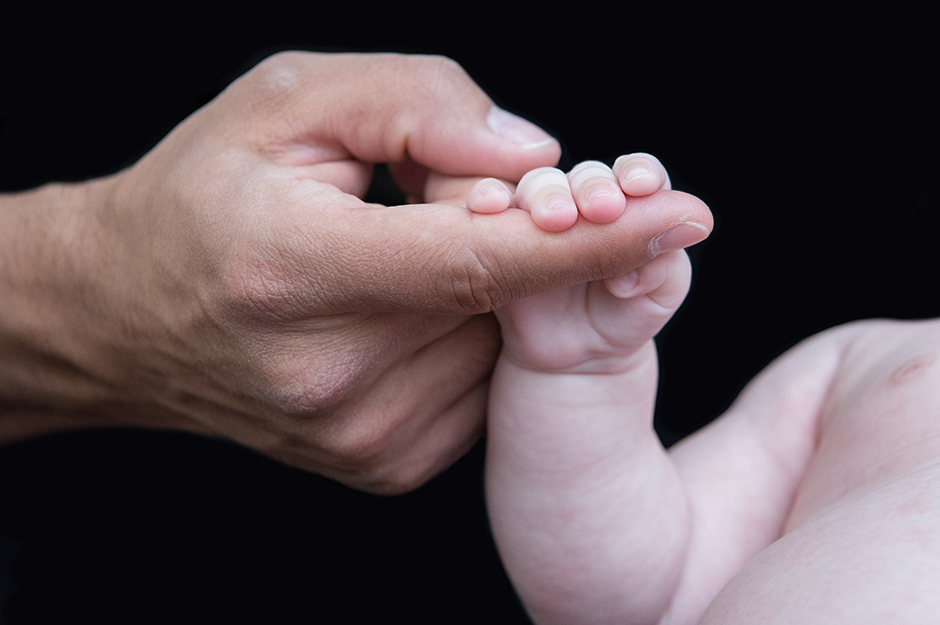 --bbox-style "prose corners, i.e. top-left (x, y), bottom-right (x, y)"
top-left (1, 7), bottom-right (937, 624)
